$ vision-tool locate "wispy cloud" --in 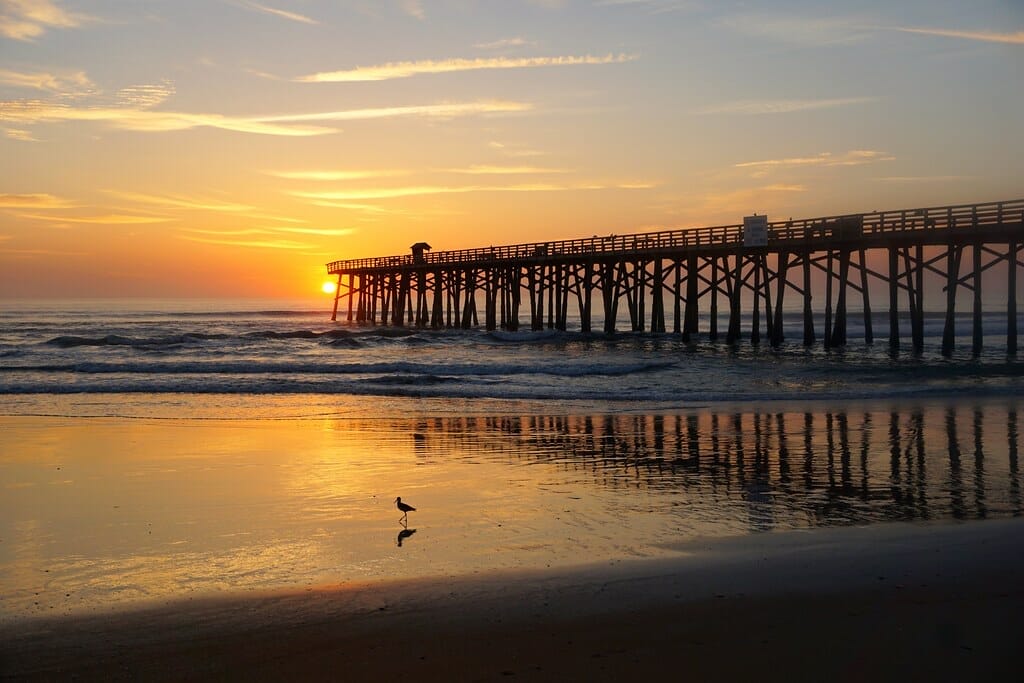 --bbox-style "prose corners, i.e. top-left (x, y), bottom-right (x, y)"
top-left (297, 53), bottom-right (636, 82)
top-left (243, 212), bottom-right (306, 223)
top-left (445, 165), bottom-right (570, 175)
top-left (19, 213), bottom-right (174, 224)
top-left (0, 247), bottom-right (87, 256)
top-left (232, 1), bottom-right (319, 25)
top-left (0, 100), bottom-right (334, 136)
top-left (695, 96), bottom-right (875, 115)
top-left (272, 226), bottom-right (355, 236)
top-left (760, 184), bottom-right (806, 192)
top-left (735, 150), bottom-right (894, 168)
top-left (1, 98), bottom-right (530, 136)
top-left (400, 0), bottom-right (424, 20)
top-left (4, 127), bottom-right (36, 141)
top-left (717, 14), bottom-right (871, 46)
top-left (107, 191), bottom-right (255, 212)
top-left (179, 235), bottom-right (313, 250)
top-left (254, 100), bottom-right (532, 123)
top-left (182, 227), bottom-right (272, 237)
top-left (0, 192), bottom-right (75, 208)
top-left (0, 68), bottom-right (93, 92)
top-left (265, 169), bottom-right (408, 181)
top-left (886, 27), bottom-right (1024, 45)
top-left (0, 0), bottom-right (90, 41)
top-left (116, 81), bottom-right (175, 109)
top-left (305, 201), bottom-right (411, 214)
top-left (687, 183), bottom-right (809, 218)
top-left (875, 175), bottom-right (970, 183)
top-left (474, 37), bottom-right (528, 49)
top-left (596, 0), bottom-right (699, 14)
top-left (489, 141), bottom-right (546, 158)
top-left (292, 181), bottom-right (653, 201)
